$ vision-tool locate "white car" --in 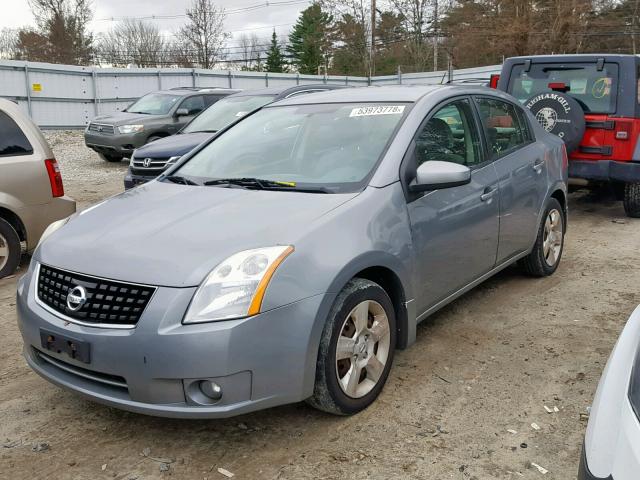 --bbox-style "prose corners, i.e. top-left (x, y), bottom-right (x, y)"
top-left (580, 305), bottom-right (640, 480)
